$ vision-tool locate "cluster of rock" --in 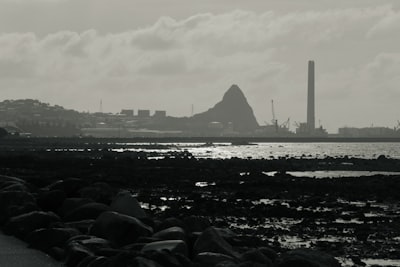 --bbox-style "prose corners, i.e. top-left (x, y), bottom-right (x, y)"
top-left (0, 175), bottom-right (341, 267)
